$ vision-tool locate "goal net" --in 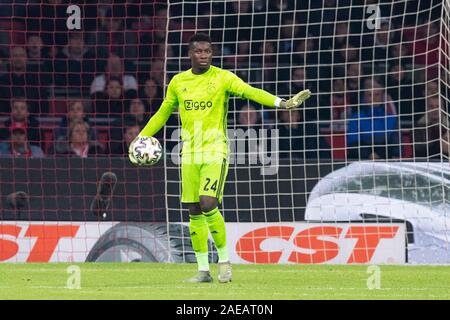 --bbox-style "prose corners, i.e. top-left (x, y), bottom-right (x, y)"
top-left (0, 0), bottom-right (448, 265)
top-left (164, 0), bottom-right (450, 264)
